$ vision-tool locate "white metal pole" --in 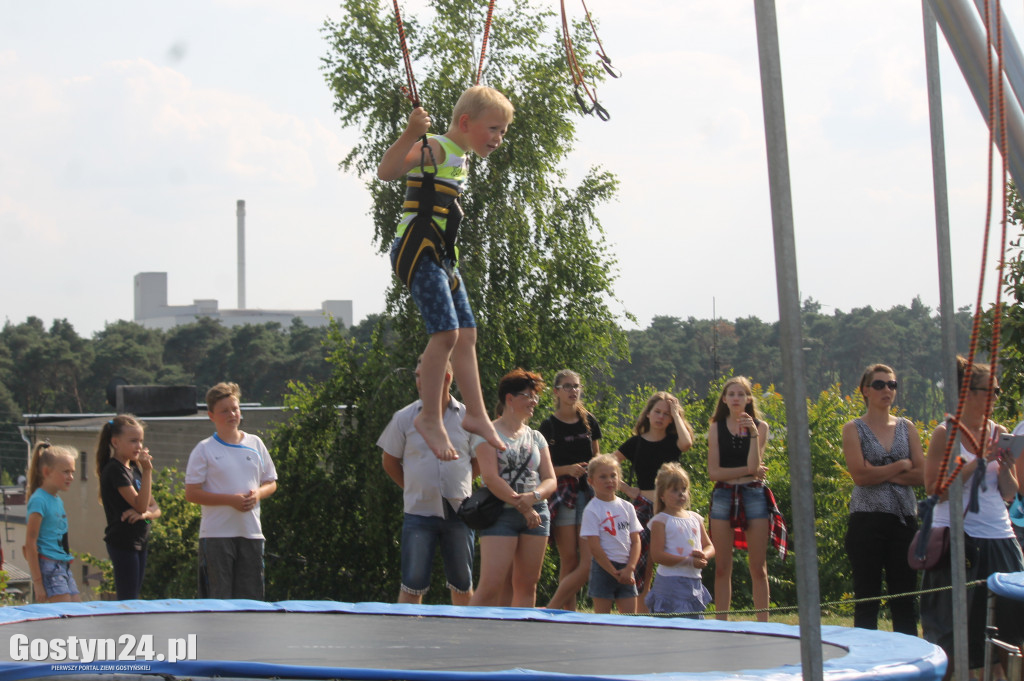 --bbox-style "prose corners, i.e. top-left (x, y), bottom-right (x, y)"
top-left (922, 3), bottom-right (970, 679)
top-left (237, 199), bottom-right (246, 310)
top-left (752, 3), bottom-right (823, 680)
